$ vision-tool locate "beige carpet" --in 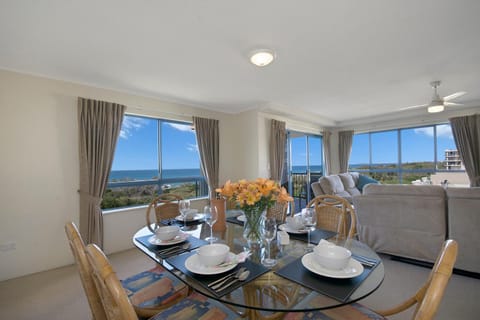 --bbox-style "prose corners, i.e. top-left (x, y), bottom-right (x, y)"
top-left (0, 249), bottom-right (478, 320)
